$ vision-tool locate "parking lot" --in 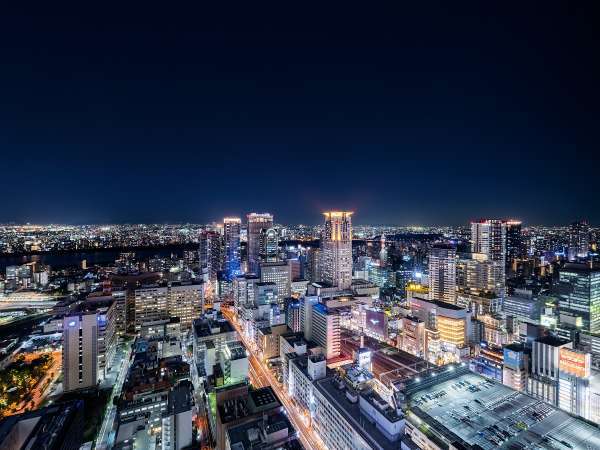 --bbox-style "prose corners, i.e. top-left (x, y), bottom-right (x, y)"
top-left (409, 371), bottom-right (600, 449)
